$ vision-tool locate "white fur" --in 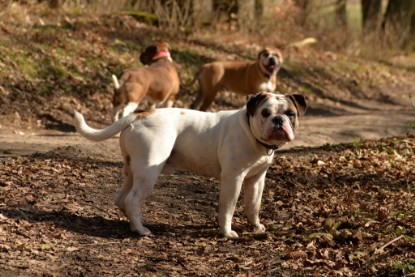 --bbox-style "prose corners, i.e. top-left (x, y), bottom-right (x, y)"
top-left (73, 95), bottom-right (299, 237)
top-left (112, 74), bottom-right (120, 89)
top-left (259, 80), bottom-right (276, 92)
top-left (112, 102), bottom-right (139, 123)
